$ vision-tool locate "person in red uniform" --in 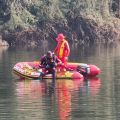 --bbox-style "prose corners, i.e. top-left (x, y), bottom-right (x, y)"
top-left (54, 33), bottom-right (70, 66)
